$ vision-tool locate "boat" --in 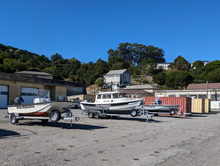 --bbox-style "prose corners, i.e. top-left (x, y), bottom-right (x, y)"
top-left (80, 91), bottom-right (142, 116)
top-left (7, 89), bottom-right (77, 124)
top-left (142, 97), bottom-right (179, 115)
